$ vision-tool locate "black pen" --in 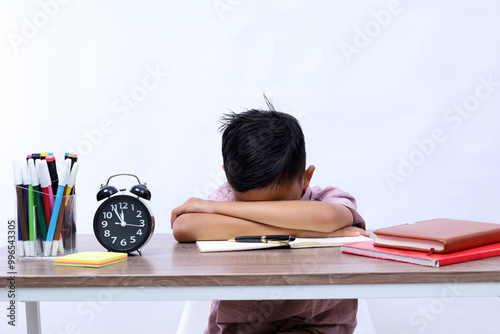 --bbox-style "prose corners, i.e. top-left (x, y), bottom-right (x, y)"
top-left (228, 235), bottom-right (296, 243)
